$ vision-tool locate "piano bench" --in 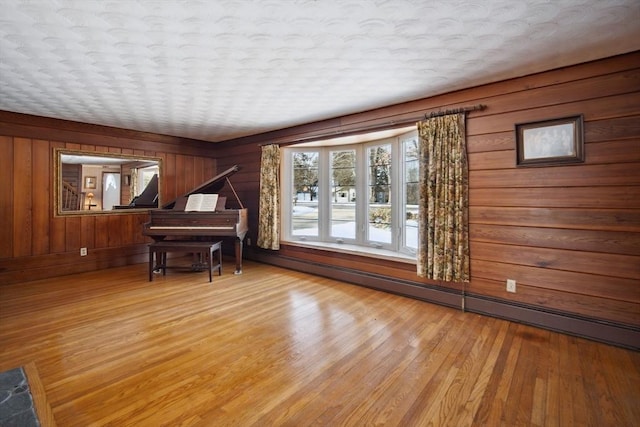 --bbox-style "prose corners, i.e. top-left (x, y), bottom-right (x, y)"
top-left (148, 240), bottom-right (222, 282)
